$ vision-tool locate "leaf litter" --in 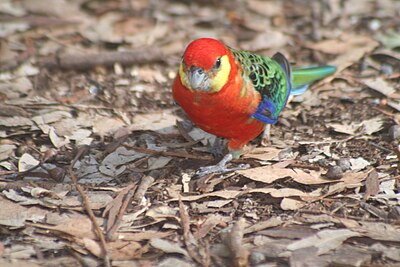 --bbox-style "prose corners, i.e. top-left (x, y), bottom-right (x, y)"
top-left (0, 0), bottom-right (399, 266)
